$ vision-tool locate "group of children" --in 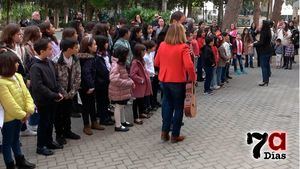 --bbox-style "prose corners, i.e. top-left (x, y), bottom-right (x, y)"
top-left (274, 38), bottom-right (295, 69)
top-left (185, 24), bottom-right (252, 95)
top-left (0, 13), bottom-right (298, 169)
top-left (0, 19), bottom-right (162, 169)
